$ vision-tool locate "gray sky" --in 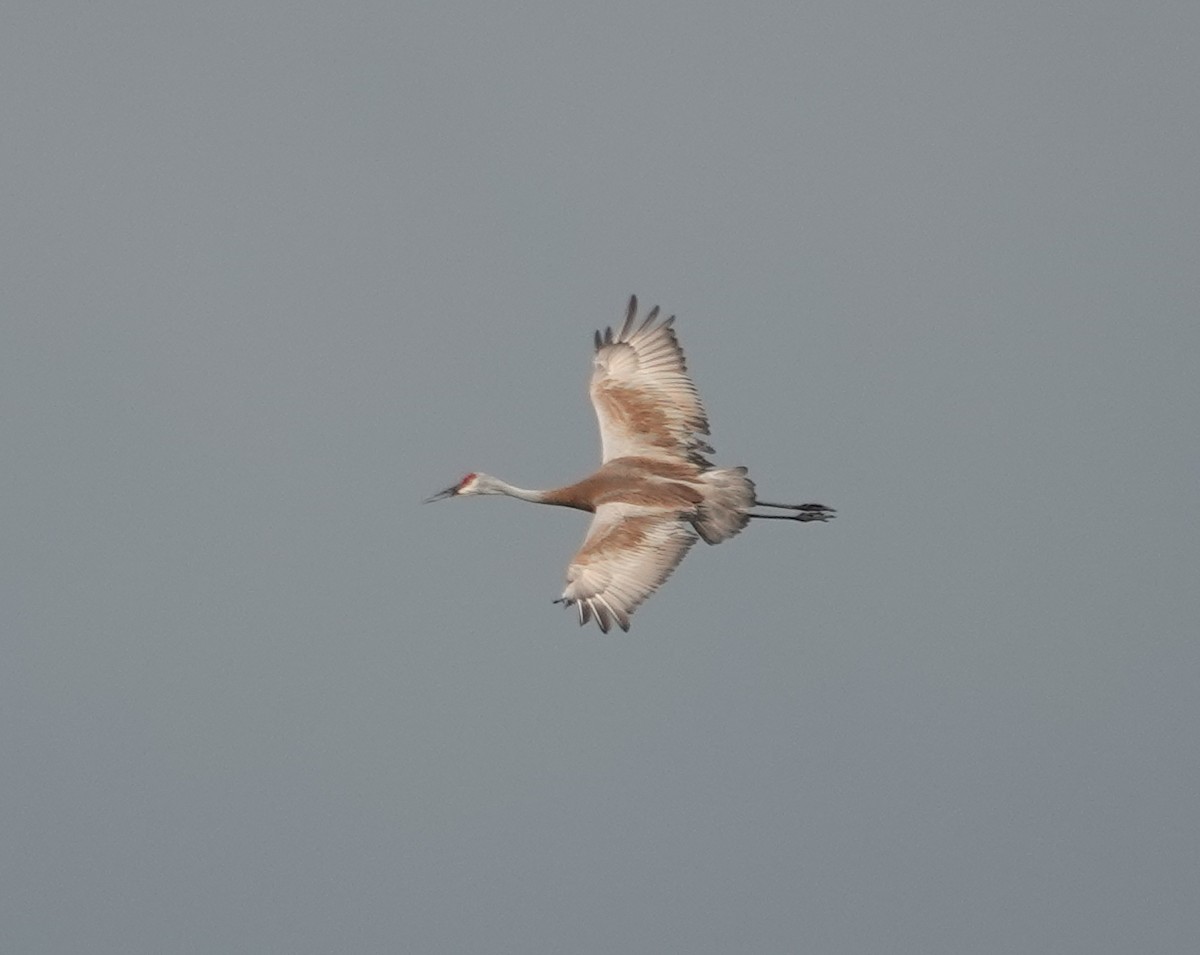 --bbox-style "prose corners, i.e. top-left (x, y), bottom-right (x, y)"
top-left (4, 2), bottom-right (1198, 952)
